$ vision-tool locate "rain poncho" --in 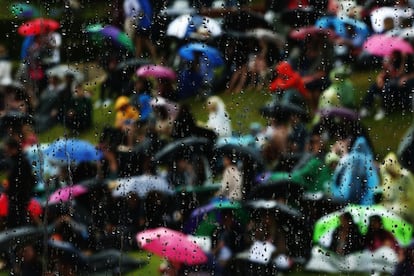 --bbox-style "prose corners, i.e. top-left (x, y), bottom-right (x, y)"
top-left (380, 152), bottom-right (414, 223)
top-left (318, 66), bottom-right (355, 109)
top-left (269, 61), bottom-right (309, 98)
top-left (328, 136), bottom-right (380, 205)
